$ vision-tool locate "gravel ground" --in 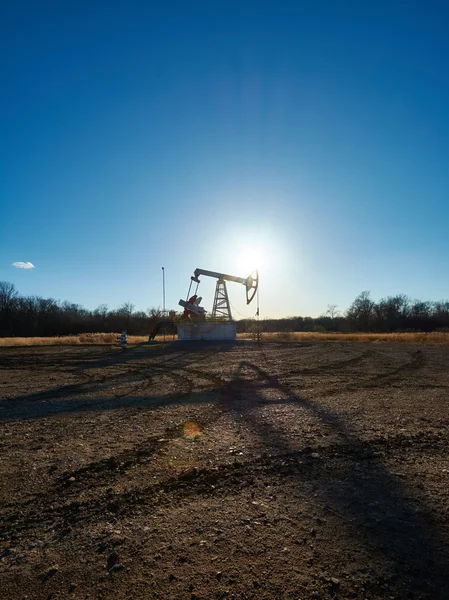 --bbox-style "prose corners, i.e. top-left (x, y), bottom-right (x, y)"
top-left (0, 341), bottom-right (448, 600)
